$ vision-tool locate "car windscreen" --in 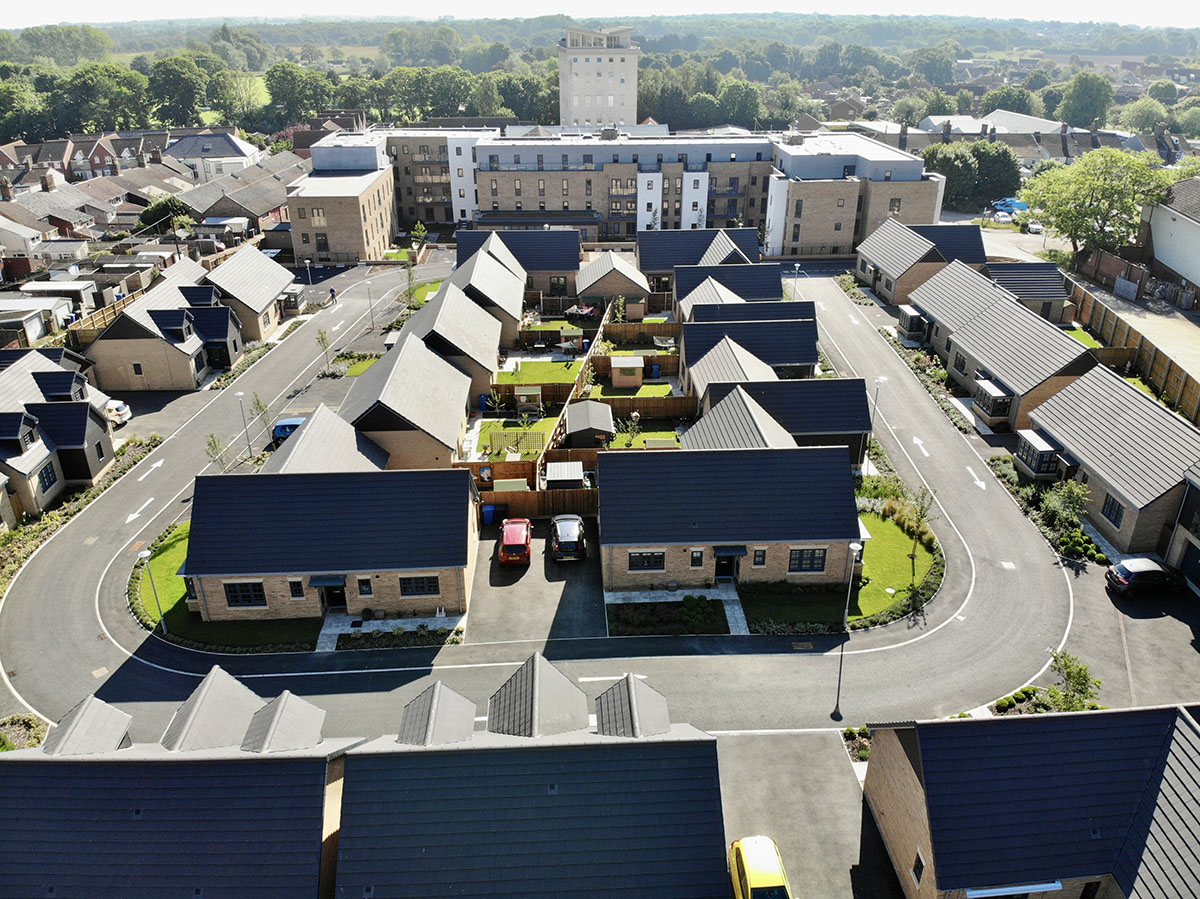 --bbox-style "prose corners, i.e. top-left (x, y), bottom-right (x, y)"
top-left (751, 888), bottom-right (790, 899)
top-left (1114, 562), bottom-right (1136, 578)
